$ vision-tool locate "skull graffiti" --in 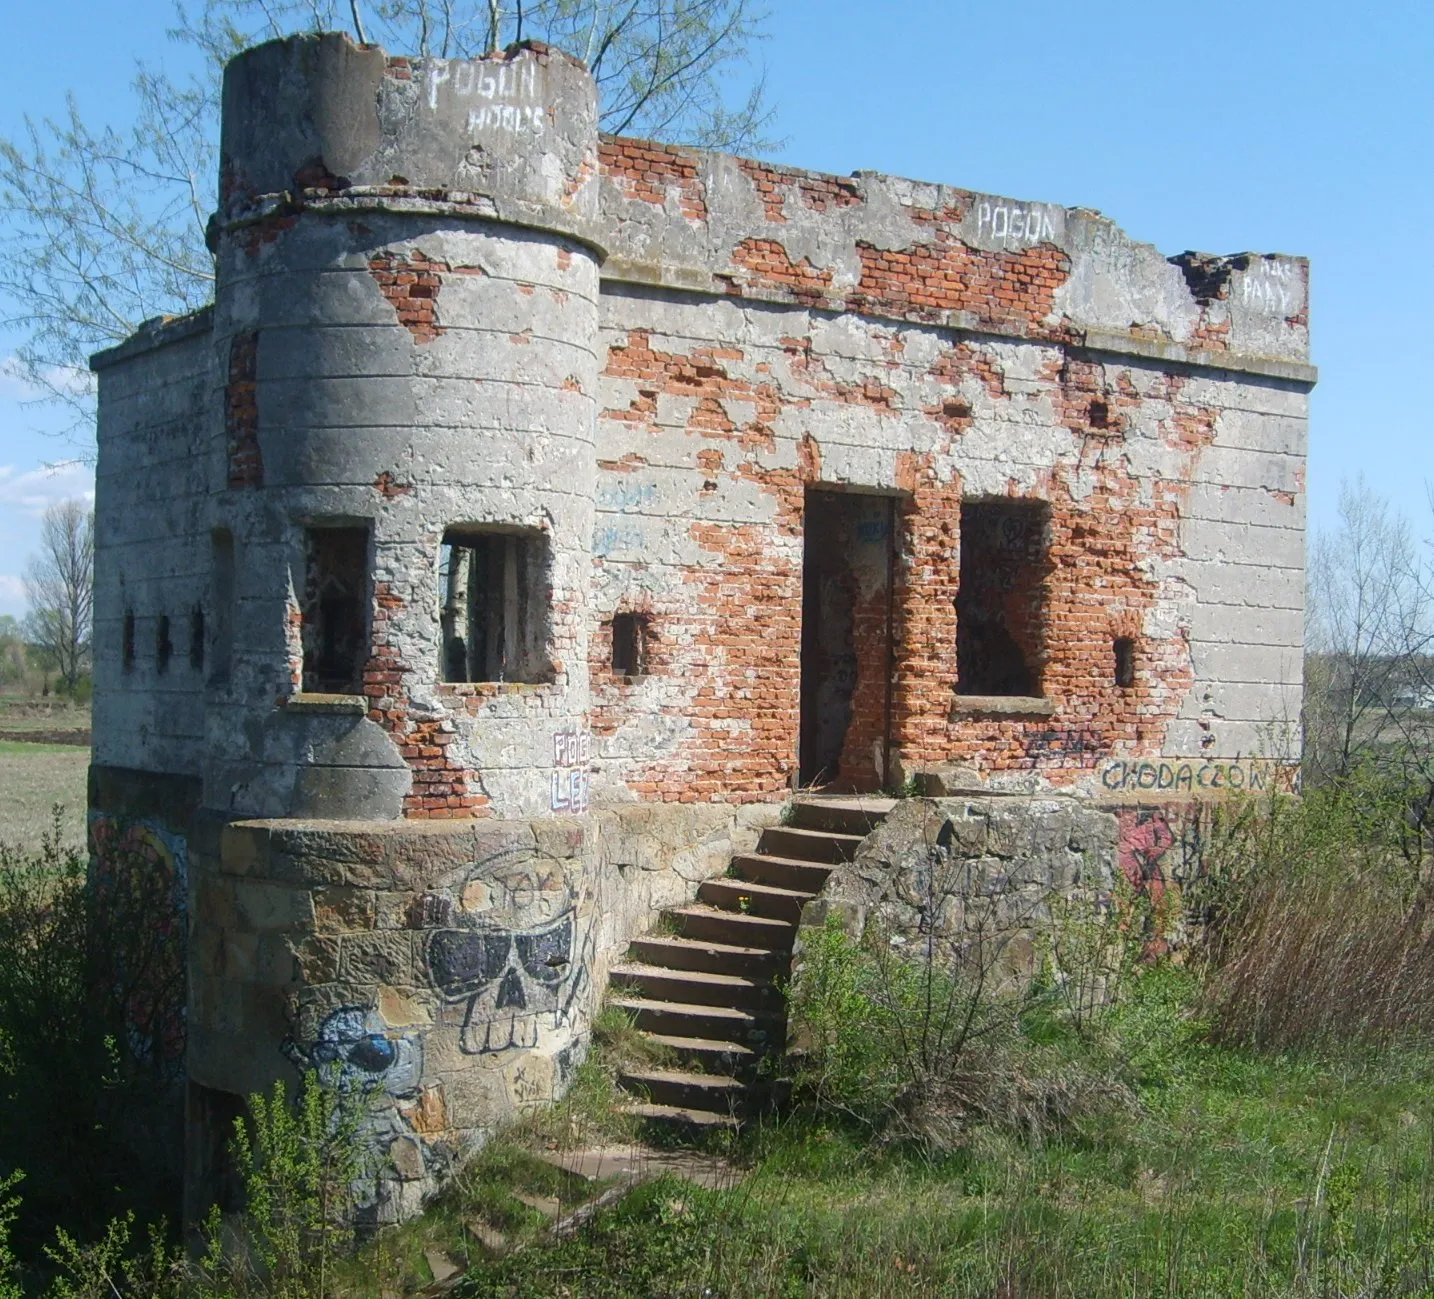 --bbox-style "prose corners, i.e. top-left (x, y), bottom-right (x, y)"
top-left (426, 909), bottom-right (578, 1054)
top-left (282, 1005), bottom-right (423, 1097)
